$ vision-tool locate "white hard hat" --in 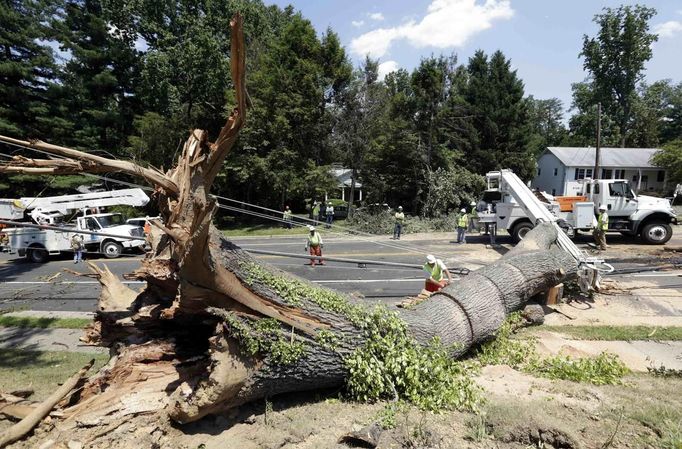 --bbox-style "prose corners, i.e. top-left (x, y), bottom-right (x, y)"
top-left (460, 208), bottom-right (466, 213)
top-left (598, 205), bottom-right (607, 211)
top-left (470, 201), bottom-right (476, 206)
top-left (308, 225), bottom-right (315, 231)
top-left (398, 206), bottom-right (403, 210)
top-left (426, 254), bottom-right (436, 264)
